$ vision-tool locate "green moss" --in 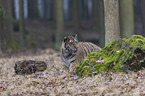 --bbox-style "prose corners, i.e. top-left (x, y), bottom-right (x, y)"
top-left (76, 35), bottom-right (145, 77)
top-left (94, 64), bottom-right (108, 71)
